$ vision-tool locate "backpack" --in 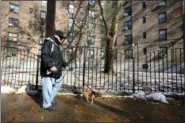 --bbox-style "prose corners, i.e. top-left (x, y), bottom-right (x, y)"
top-left (40, 38), bottom-right (57, 56)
